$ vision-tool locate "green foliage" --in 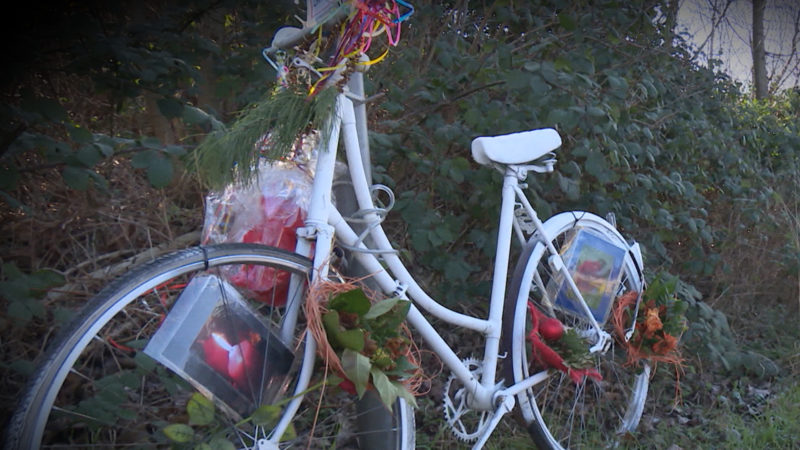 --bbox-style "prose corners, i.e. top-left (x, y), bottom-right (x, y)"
top-left (364, 1), bottom-right (799, 311)
top-left (1, 1), bottom-right (294, 200)
top-left (676, 279), bottom-right (779, 378)
top-left (322, 288), bottom-right (418, 409)
top-left (0, 263), bottom-right (64, 328)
